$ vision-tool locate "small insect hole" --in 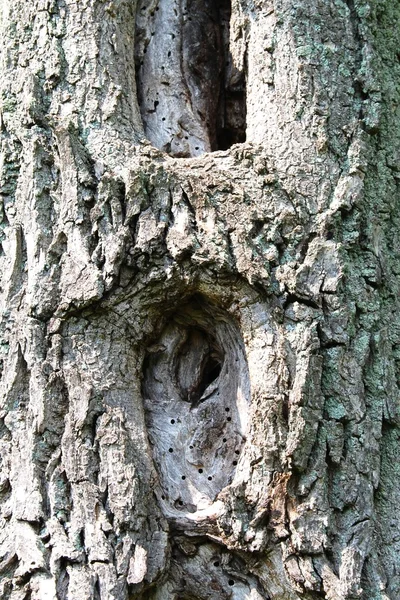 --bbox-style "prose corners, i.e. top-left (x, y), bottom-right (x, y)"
top-left (198, 468), bottom-right (203, 474)
top-left (227, 417), bottom-right (232, 422)
top-left (228, 579), bottom-right (235, 586)
top-left (233, 461), bottom-right (238, 466)
top-left (208, 476), bottom-right (212, 481)
top-left (225, 408), bottom-right (230, 412)
top-left (170, 419), bottom-right (175, 424)
top-left (182, 475), bottom-right (186, 480)
top-left (223, 438), bottom-right (227, 443)
top-left (169, 448), bottom-right (174, 453)
top-left (213, 561), bottom-right (220, 567)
